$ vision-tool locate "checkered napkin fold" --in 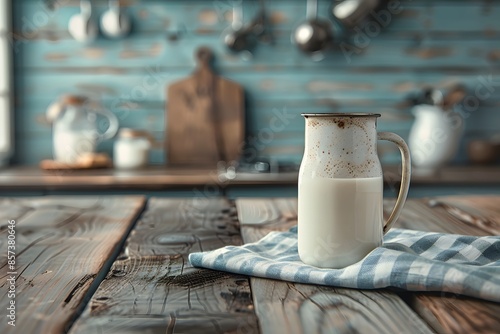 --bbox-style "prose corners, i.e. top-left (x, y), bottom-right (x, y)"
top-left (189, 227), bottom-right (500, 302)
